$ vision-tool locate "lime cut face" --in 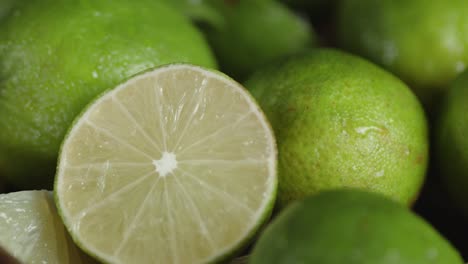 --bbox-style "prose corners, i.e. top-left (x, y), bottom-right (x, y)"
top-left (55, 64), bottom-right (277, 263)
top-left (0, 191), bottom-right (95, 264)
